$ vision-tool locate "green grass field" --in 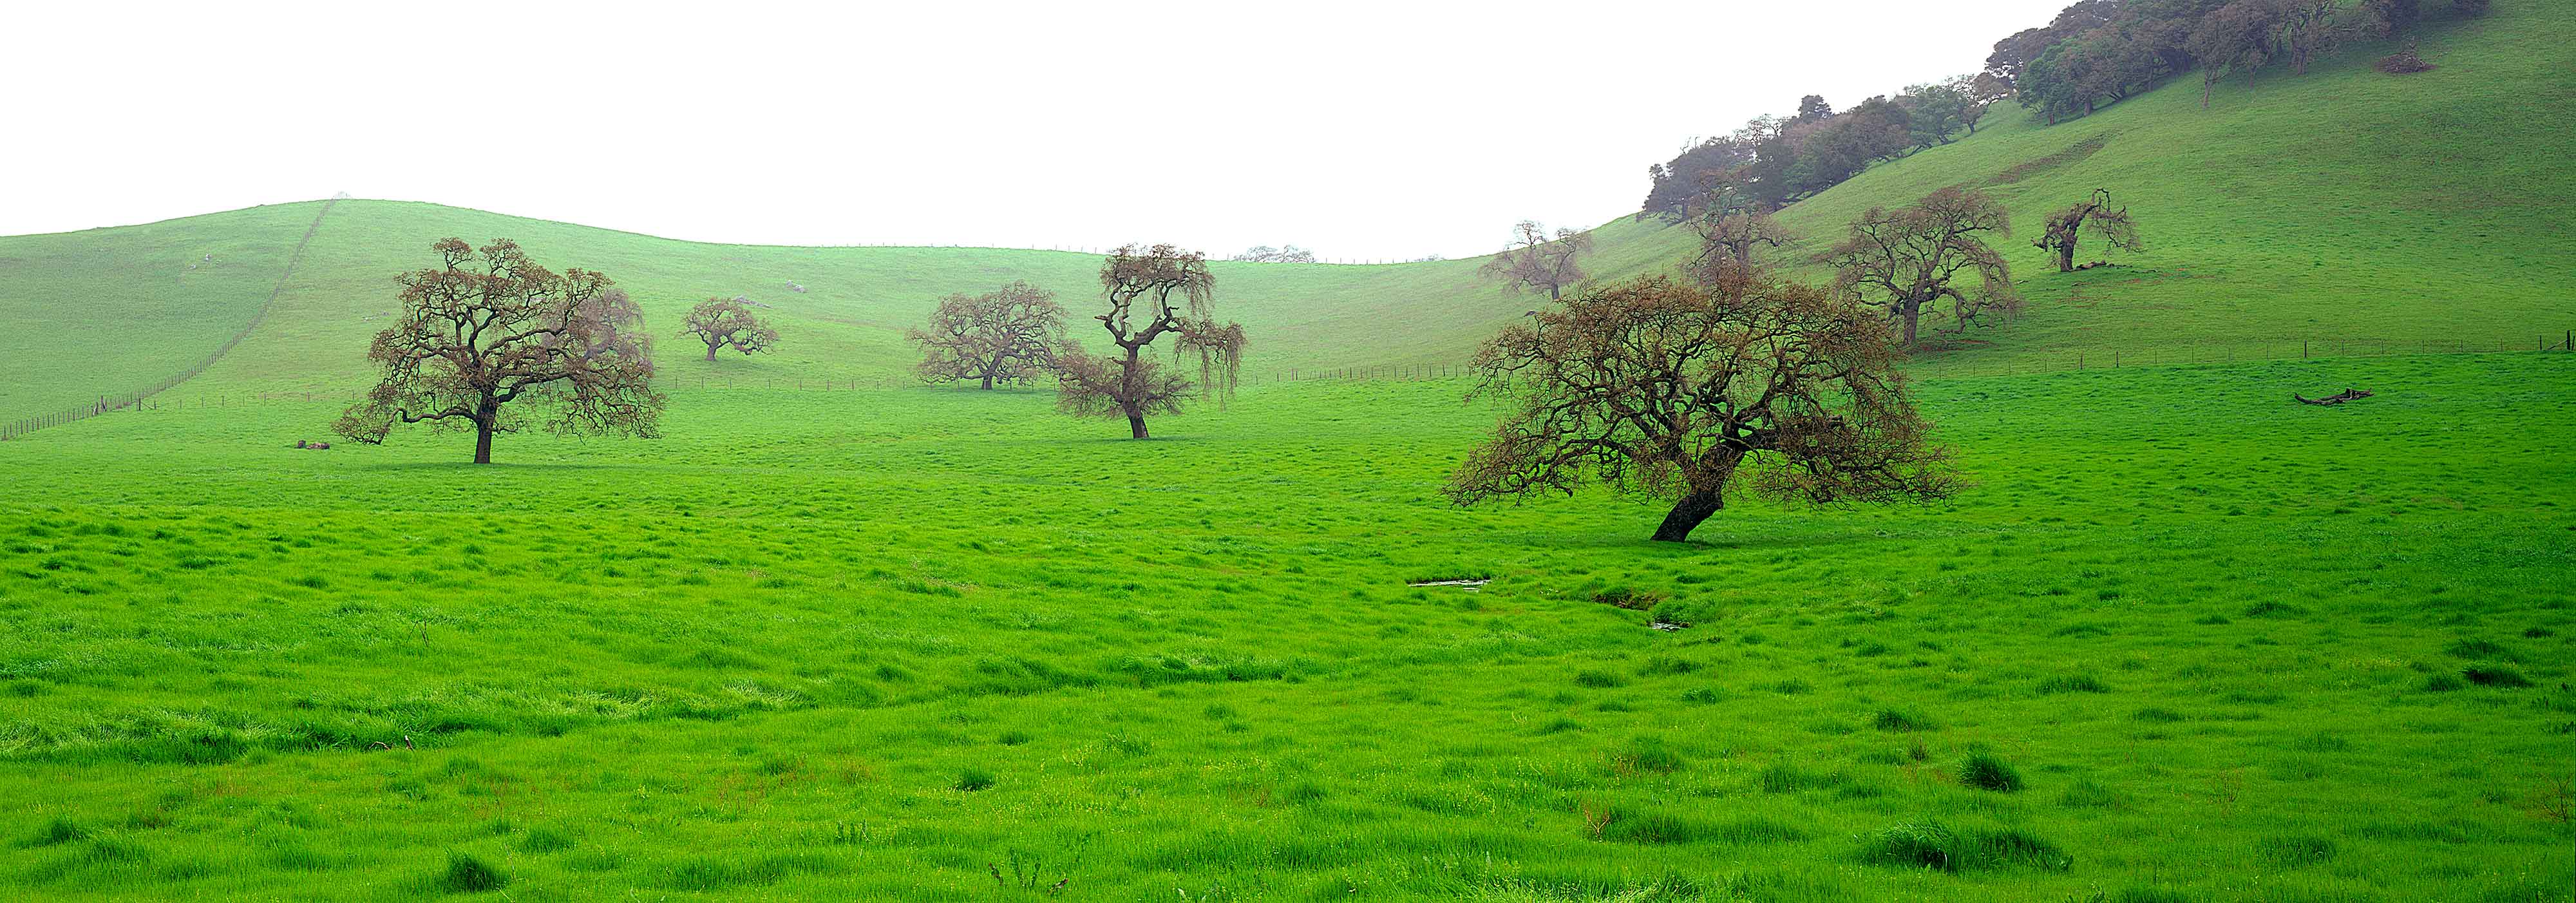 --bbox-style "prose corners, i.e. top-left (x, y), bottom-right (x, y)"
top-left (1, 352), bottom-right (2570, 900)
top-left (4, 2), bottom-right (2575, 900)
